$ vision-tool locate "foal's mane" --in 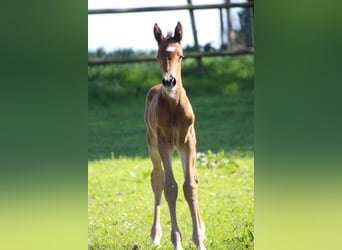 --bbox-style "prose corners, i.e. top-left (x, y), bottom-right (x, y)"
top-left (165, 31), bottom-right (173, 40)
